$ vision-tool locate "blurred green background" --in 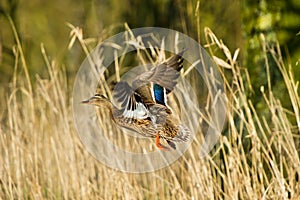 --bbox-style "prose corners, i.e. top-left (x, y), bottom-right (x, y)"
top-left (0, 0), bottom-right (299, 104)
